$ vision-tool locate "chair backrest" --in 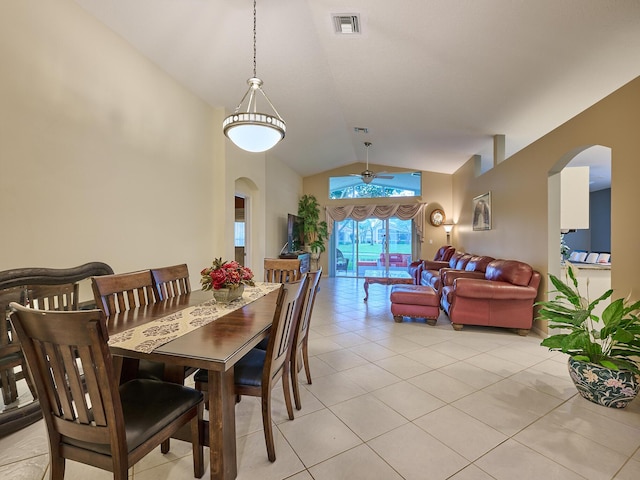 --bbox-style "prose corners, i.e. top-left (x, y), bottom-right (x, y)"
top-left (292, 268), bottom-right (321, 353)
top-left (264, 258), bottom-right (301, 283)
top-left (92, 270), bottom-right (159, 315)
top-left (25, 283), bottom-right (79, 311)
top-left (152, 264), bottom-right (191, 300)
top-left (9, 303), bottom-right (127, 458)
top-left (264, 276), bottom-right (309, 387)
